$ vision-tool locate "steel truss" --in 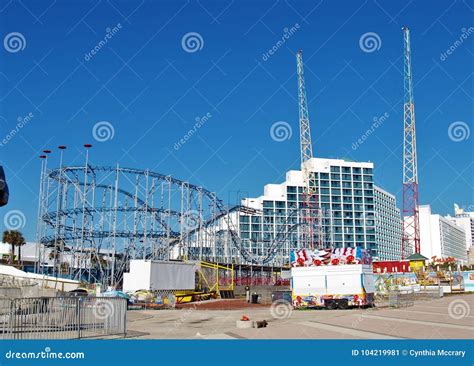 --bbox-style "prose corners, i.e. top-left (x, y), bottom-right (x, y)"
top-left (36, 159), bottom-right (301, 287)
